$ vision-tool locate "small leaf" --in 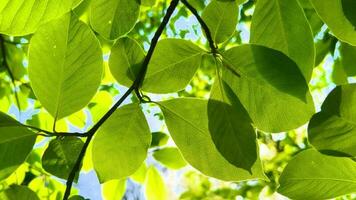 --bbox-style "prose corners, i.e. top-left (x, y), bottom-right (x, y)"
top-left (222, 45), bottom-right (315, 132)
top-left (159, 98), bottom-right (266, 181)
top-left (201, 0), bottom-right (239, 44)
top-left (311, 0), bottom-right (356, 45)
top-left (102, 179), bottom-right (127, 200)
top-left (145, 167), bottom-right (167, 200)
top-left (309, 84), bottom-right (356, 157)
top-left (251, 0), bottom-right (315, 80)
top-left (142, 39), bottom-right (206, 93)
top-left (29, 13), bottom-right (103, 119)
top-left (92, 103), bottom-right (151, 182)
top-left (278, 149), bottom-right (356, 199)
top-left (42, 137), bottom-right (84, 180)
top-left (150, 132), bottom-right (169, 148)
top-left (340, 42), bottom-right (356, 76)
top-left (0, 112), bottom-right (36, 180)
top-left (0, 185), bottom-right (39, 200)
top-left (130, 163), bottom-right (147, 184)
top-left (109, 37), bottom-right (145, 87)
top-left (90, 0), bottom-right (140, 40)
top-left (0, 0), bottom-right (82, 36)
top-left (153, 147), bottom-right (187, 169)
